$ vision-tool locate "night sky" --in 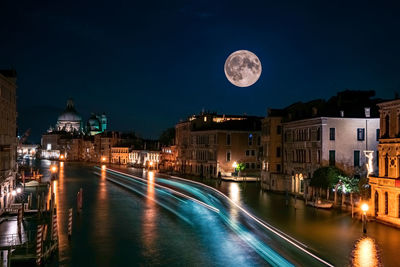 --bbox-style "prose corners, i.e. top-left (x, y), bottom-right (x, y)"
top-left (2, 1), bottom-right (400, 142)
